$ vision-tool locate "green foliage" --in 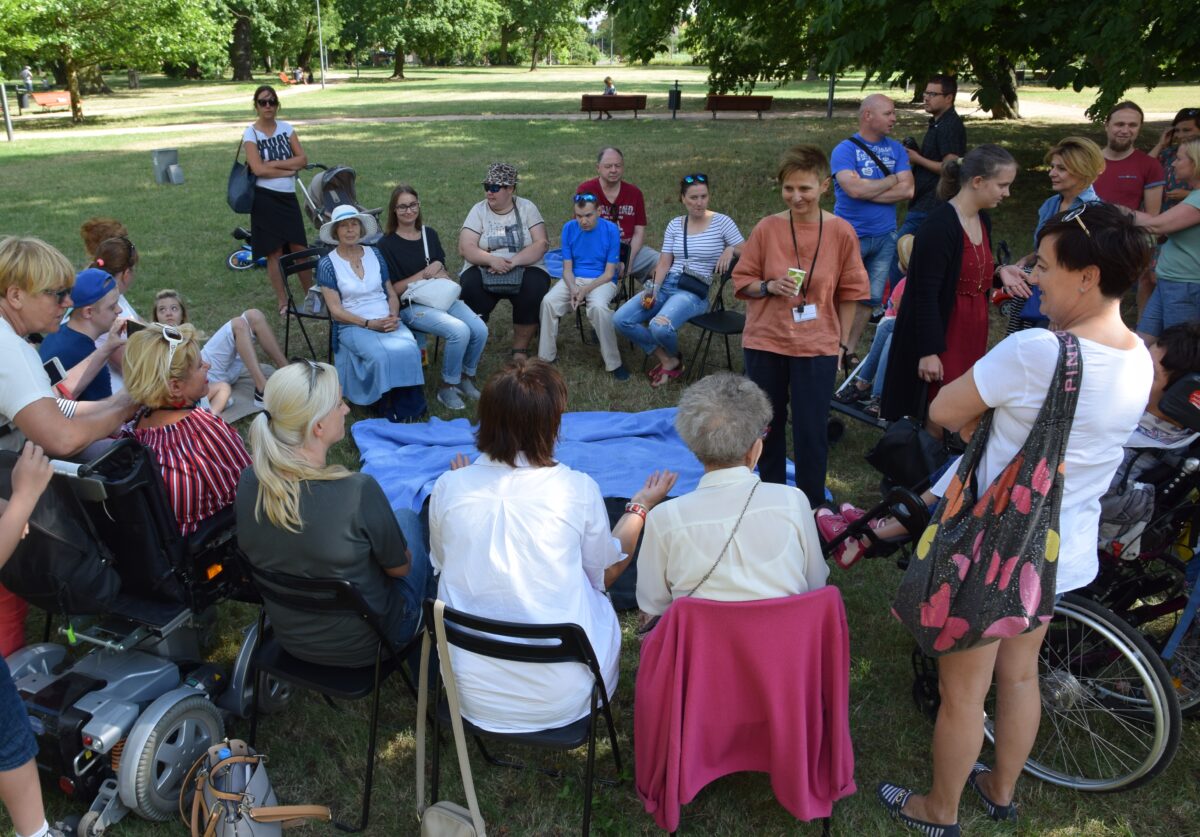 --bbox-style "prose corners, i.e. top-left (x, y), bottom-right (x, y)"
top-left (338, 0), bottom-right (501, 72)
top-left (498, 0), bottom-right (591, 69)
